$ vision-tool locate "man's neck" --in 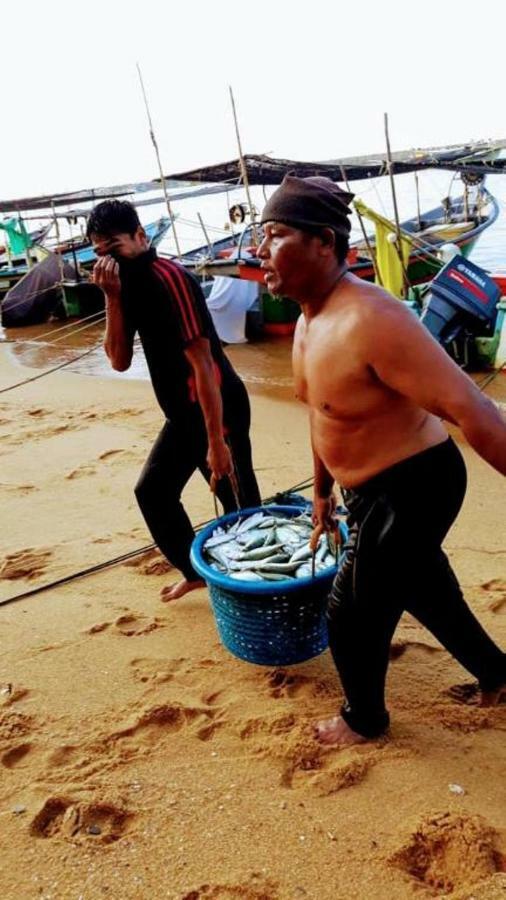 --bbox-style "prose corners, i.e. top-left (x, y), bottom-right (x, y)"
top-left (299, 263), bottom-right (348, 320)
